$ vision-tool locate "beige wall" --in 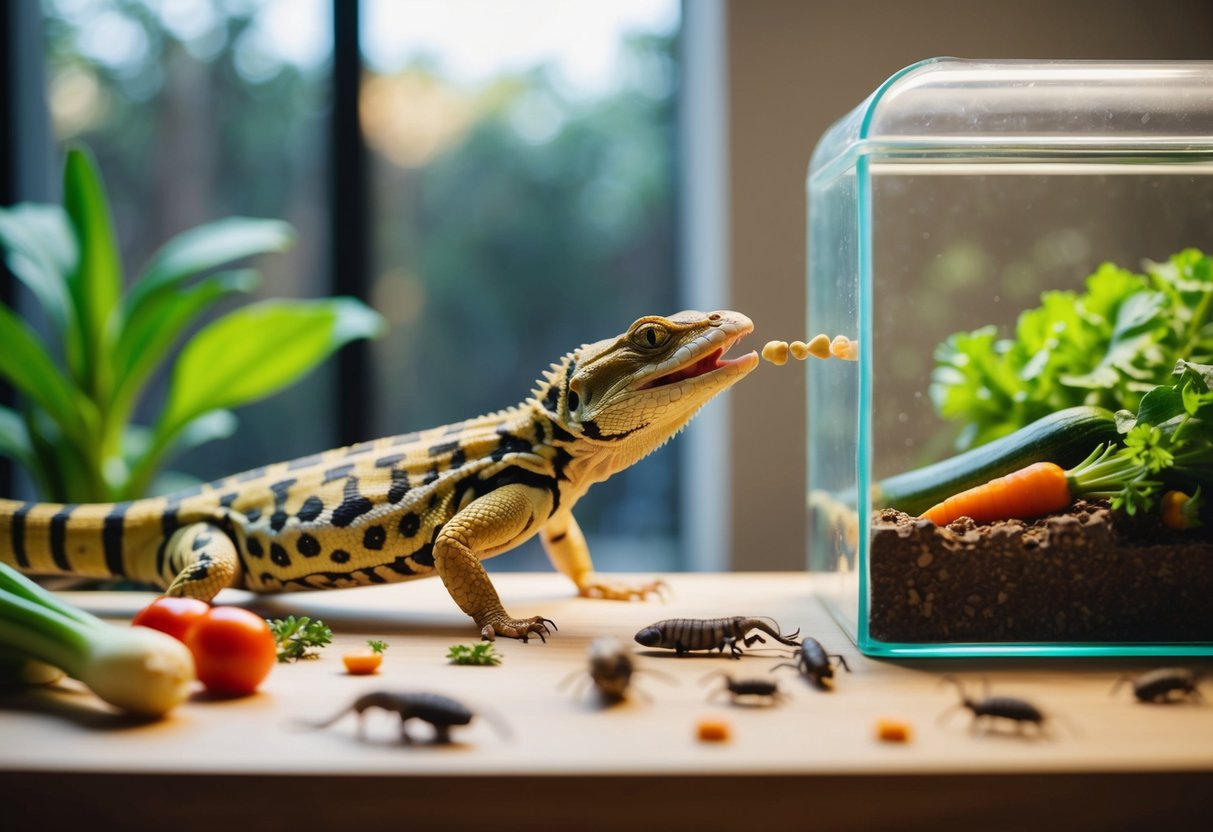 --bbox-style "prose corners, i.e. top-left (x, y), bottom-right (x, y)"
top-left (725, 0), bottom-right (1213, 569)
